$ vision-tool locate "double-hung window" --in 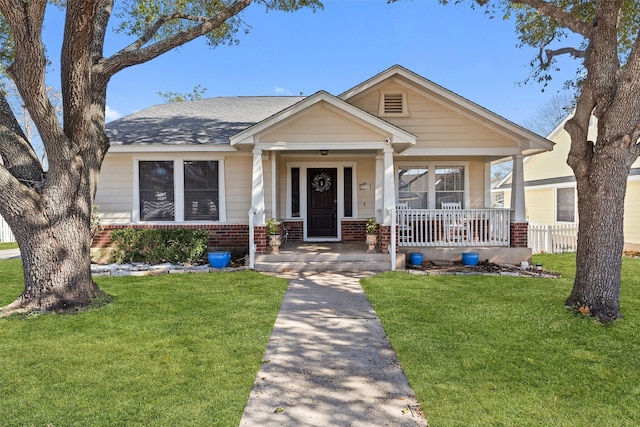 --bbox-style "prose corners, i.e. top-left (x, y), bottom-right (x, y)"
top-left (556, 187), bottom-right (575, 223)
top-left (138, 159), bottom-right (222, 222)
top-left (397, 163), bottom-right (467, 209)
top-left (139, 161), bottom-right (175, 221)
top-left (435, 166), bottom-right (464, 208)
top-left (398, 167), bottom-right (429, 209)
